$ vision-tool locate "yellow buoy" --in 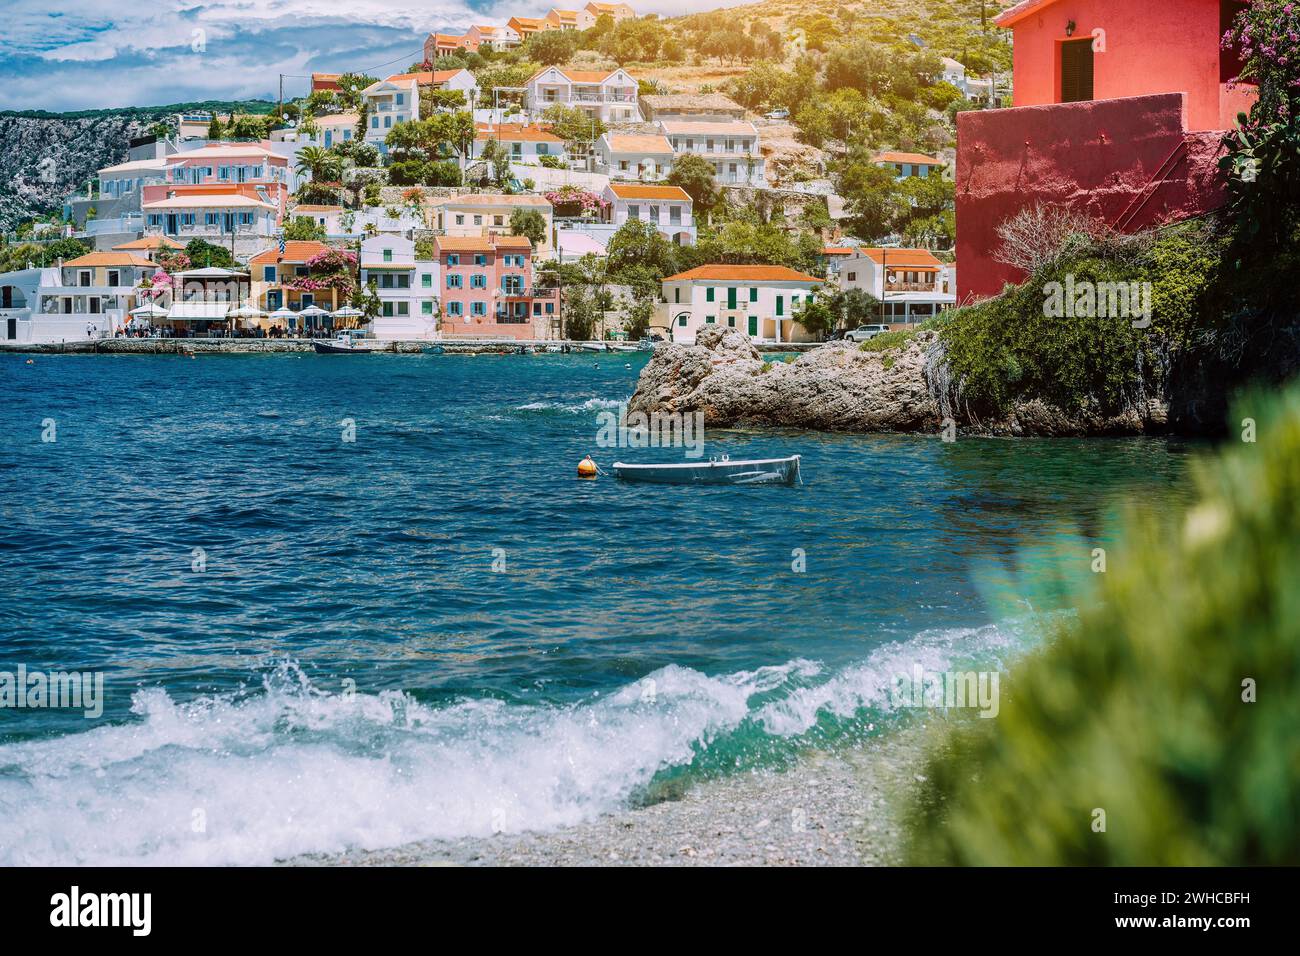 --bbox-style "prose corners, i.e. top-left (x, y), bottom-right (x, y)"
top-left (577, 455), bottom-right (598, 479)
